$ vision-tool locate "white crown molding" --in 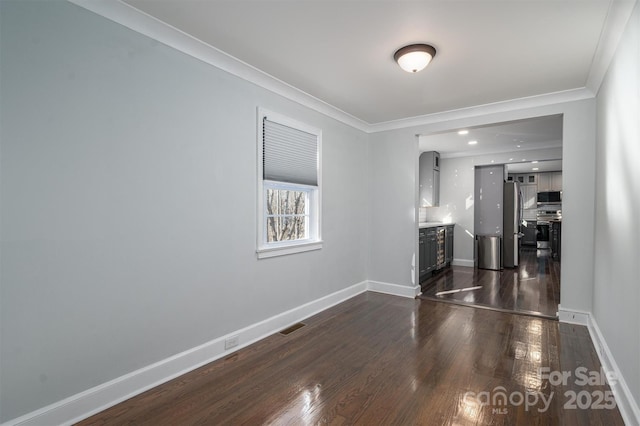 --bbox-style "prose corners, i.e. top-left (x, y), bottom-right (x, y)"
top-left (66, 0), bottom-right (370, 133)
top-left (67, 0), bottom-right (635, 135)
top-left (585, 0), bottom-right (638, 95)
top-left (368, 87), bottom-right (595, 133)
